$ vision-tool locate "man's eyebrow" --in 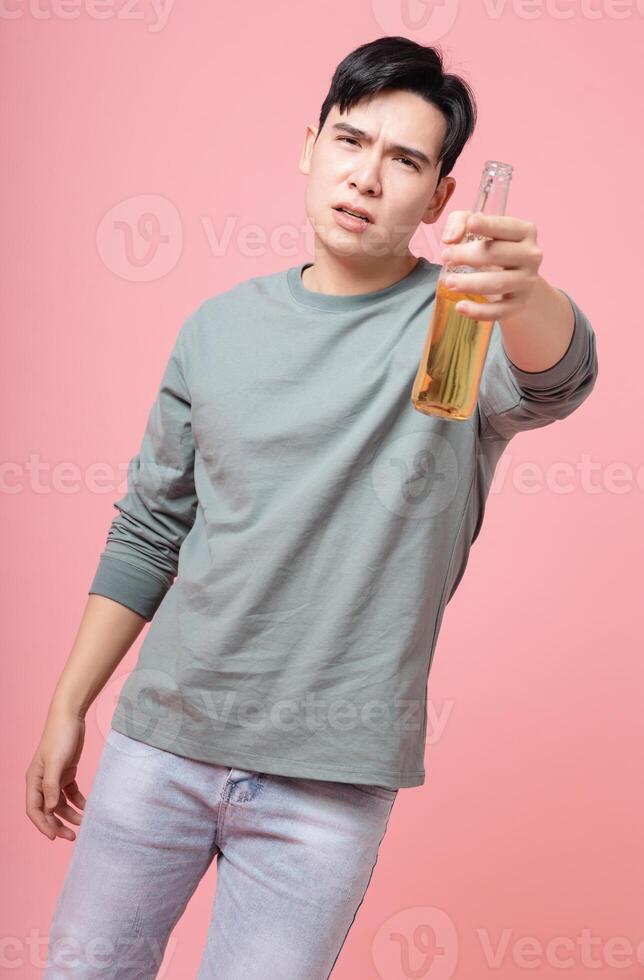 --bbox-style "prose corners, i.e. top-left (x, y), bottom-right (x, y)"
top-left (331, 122), bottom-right (434, 168)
